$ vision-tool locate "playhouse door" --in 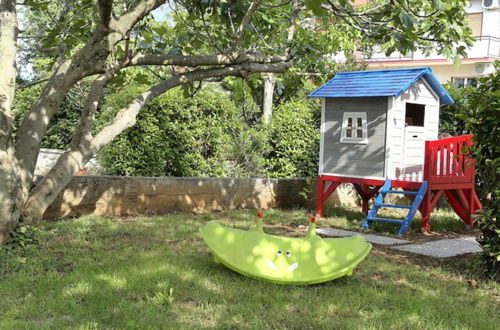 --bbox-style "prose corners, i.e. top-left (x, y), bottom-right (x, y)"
top-left (401, 126), bottom-right (425, 181)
